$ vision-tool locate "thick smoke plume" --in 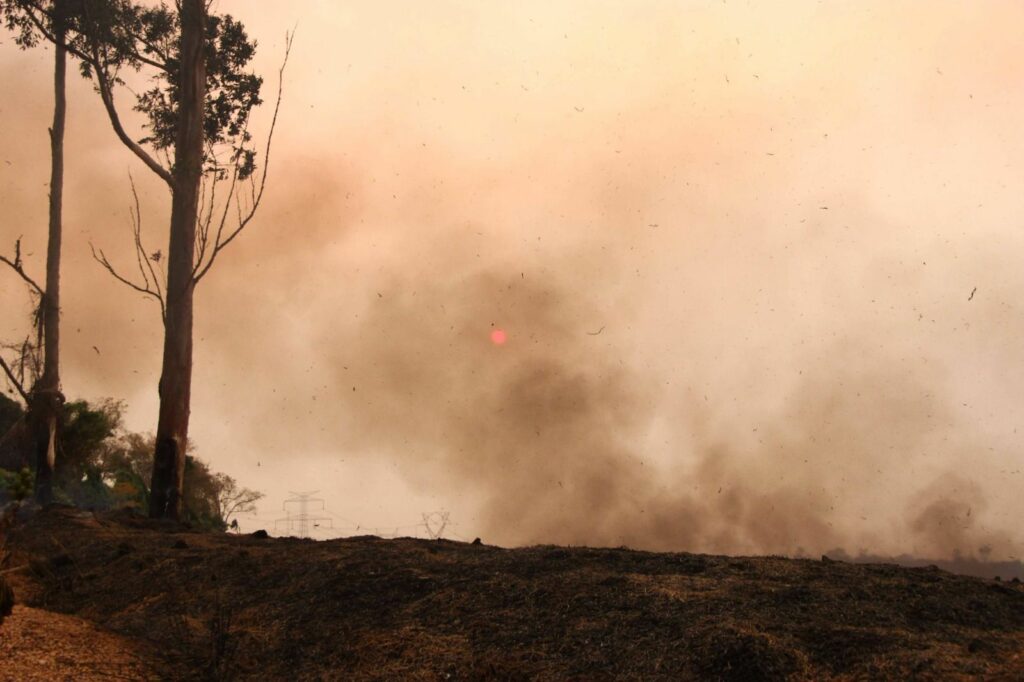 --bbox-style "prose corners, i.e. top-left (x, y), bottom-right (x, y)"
top-left (1, 1), bottom-right (1022, 565)
top-left (321, 243), bottom-right (1020, 562)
